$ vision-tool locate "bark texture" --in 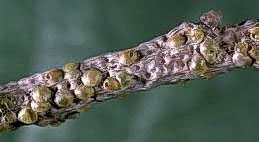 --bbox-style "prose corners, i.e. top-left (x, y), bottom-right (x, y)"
top-left (0, 10), bottom-right (259, 133)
